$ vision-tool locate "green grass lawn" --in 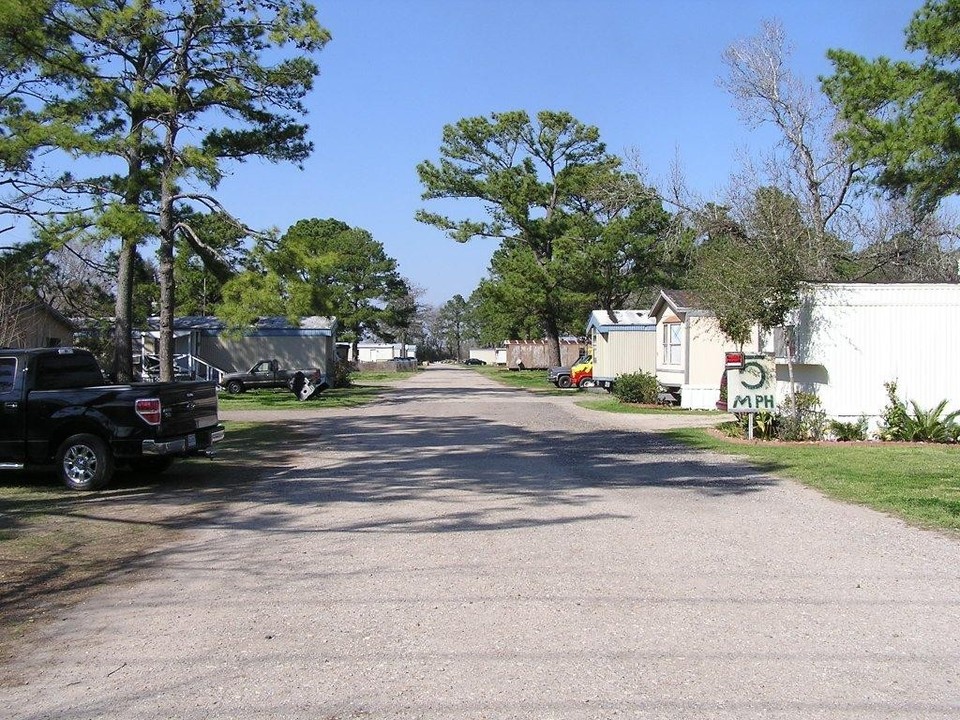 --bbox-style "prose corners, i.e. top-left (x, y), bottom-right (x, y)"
top-left (216, 369), bottom-right (418, 410)
top-left (467, 364), bottom-right (569, 395)
top-left (667, 427), bottom-right (960, 534)
top-left (576, 397), bottom-right (725, 415)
